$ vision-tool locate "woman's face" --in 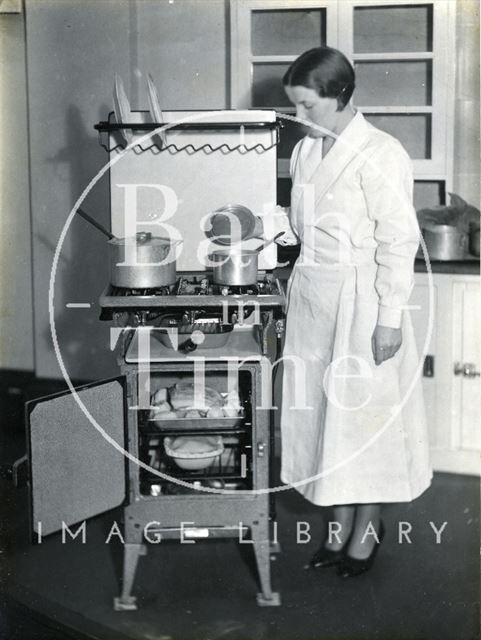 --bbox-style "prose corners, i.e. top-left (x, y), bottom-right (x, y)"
top-left (285, 85), bottom-right (339, 138)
